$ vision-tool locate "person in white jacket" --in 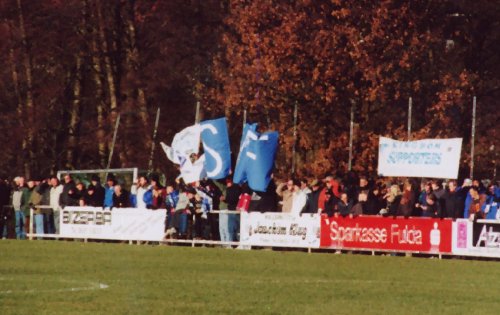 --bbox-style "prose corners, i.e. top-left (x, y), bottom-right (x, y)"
top-left (49, 176), bottom-right (63, 234)
top-left (291, 179), bottom-right (307, 215)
